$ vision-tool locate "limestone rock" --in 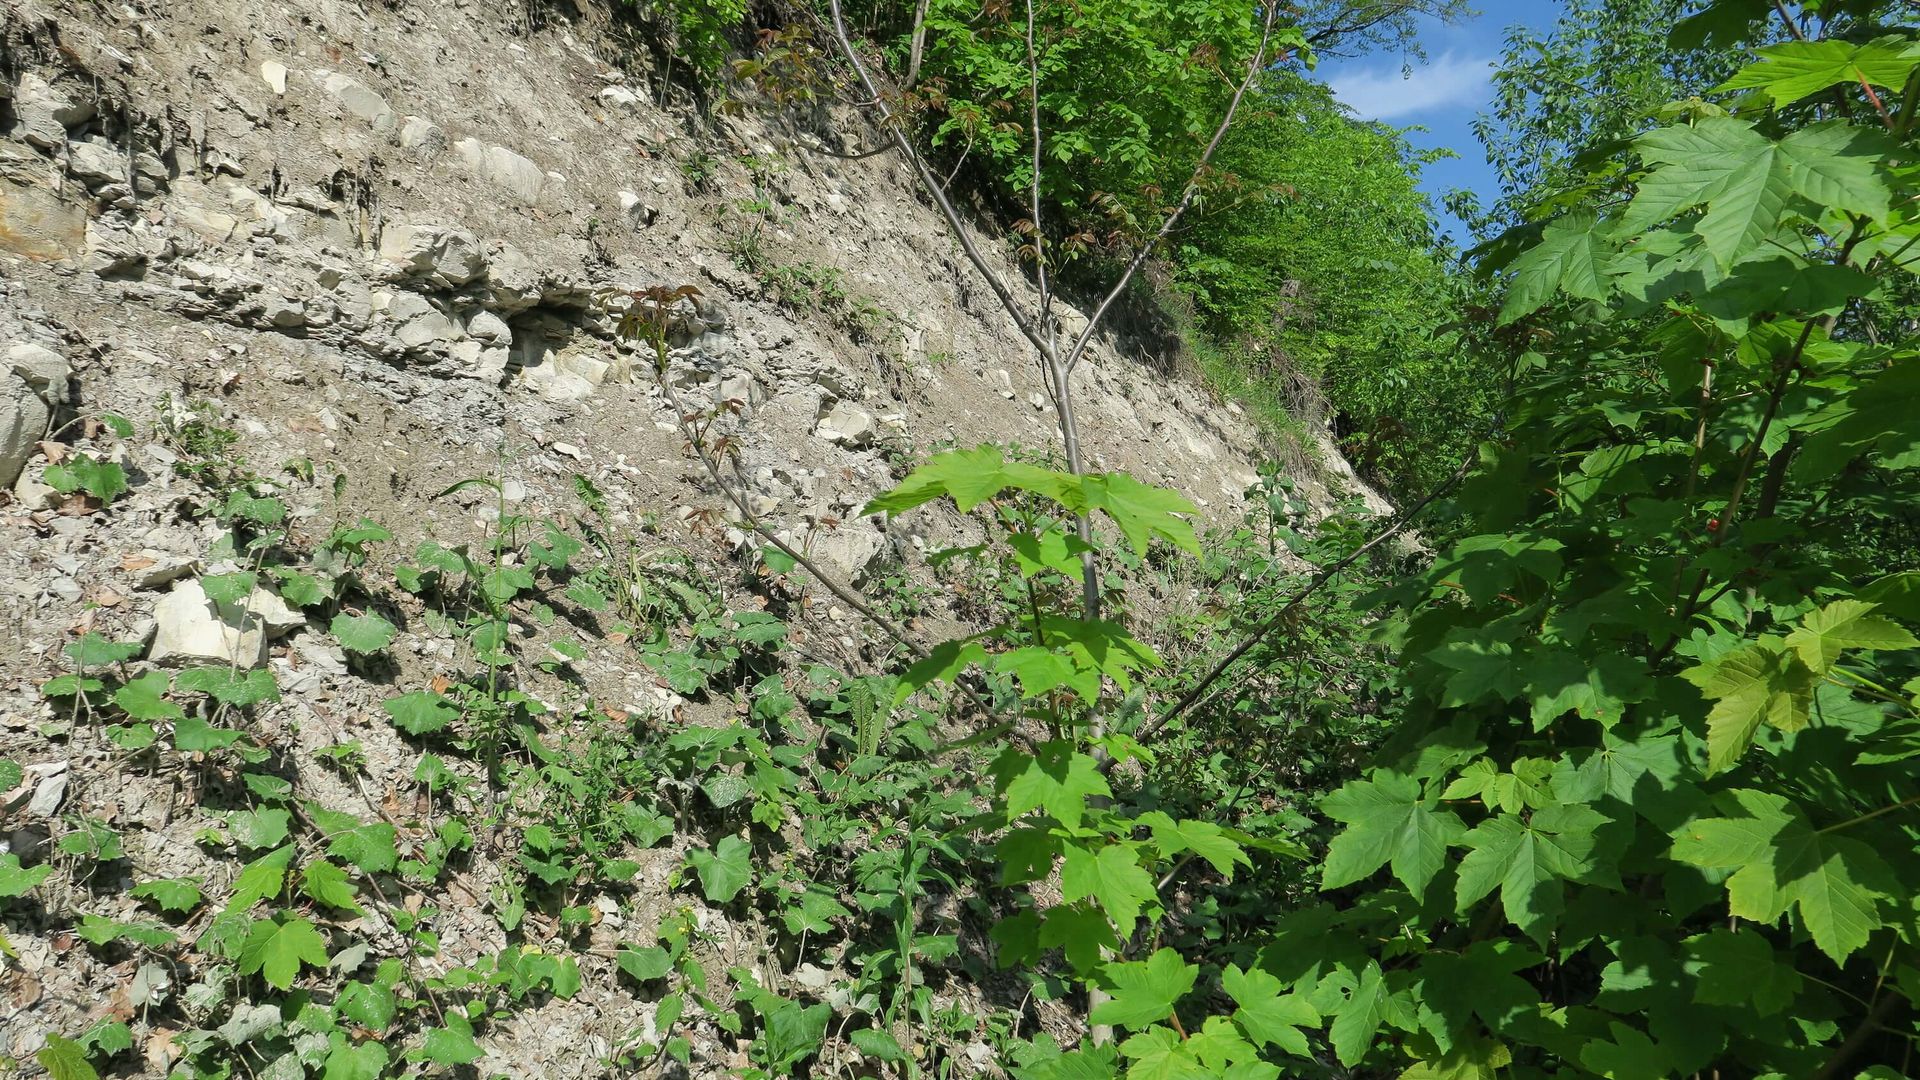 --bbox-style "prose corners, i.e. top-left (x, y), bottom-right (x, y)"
top-left (814, 402), bottom-right (875, 448)
top-left (396, 115), bottom-right (446, 159)
top-left (803, 526), bottom-right (890, 583)
top-left (65, 140), bottom-right (123, 187)
top-left (452, 138), bottom-right (546, 203)
top-left (148, 579), bottom-right (268, 668)
top-left (319, 72), bottom-right (394, 129)
top-left (379, 224), bottom-right (487, 286)
top-left (2, 344), bottom-right (69, 488)
top-left (10, 74), bottom-right (93, 149)
top-left (259, 61), bottom-right (289, 95)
